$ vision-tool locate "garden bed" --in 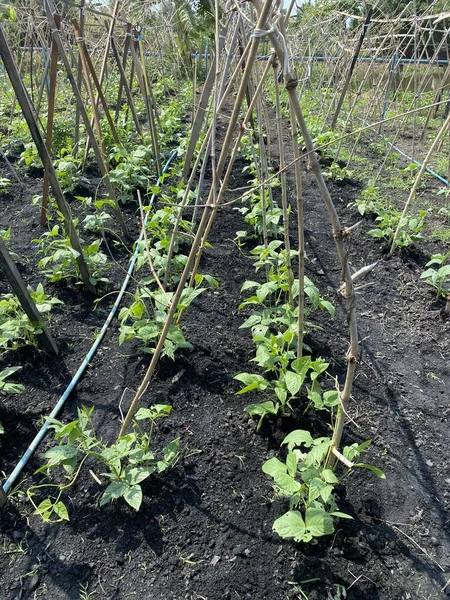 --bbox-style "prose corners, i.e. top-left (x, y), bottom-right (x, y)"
top-left (1, 125), bottom-right (450, 600)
